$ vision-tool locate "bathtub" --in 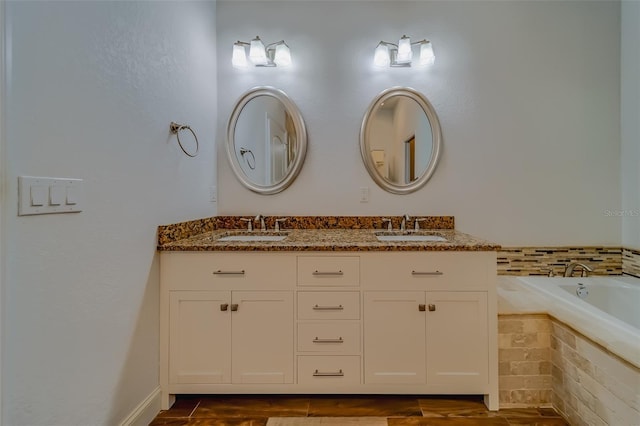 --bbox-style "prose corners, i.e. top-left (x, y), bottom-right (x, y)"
top-left (509, 275), bottom-right (640, 368)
